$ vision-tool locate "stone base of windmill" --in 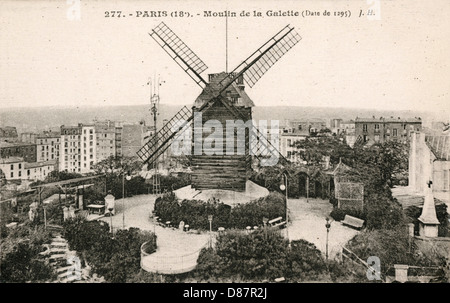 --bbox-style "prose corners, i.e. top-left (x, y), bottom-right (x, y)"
top-left (174, 180), bottom-right (269, 206)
